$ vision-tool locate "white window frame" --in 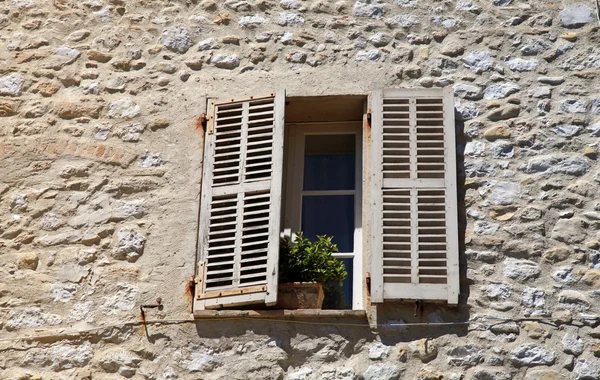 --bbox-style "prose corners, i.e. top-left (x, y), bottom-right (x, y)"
top-left (283, 122), bottom-right (364, 310)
